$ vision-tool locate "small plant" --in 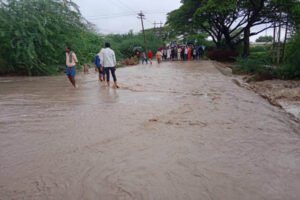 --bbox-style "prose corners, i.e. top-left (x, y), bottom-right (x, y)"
top-left (234, 57), bottom-right (275, 81)
top-left (207, 49), bottom-right (239, 62)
